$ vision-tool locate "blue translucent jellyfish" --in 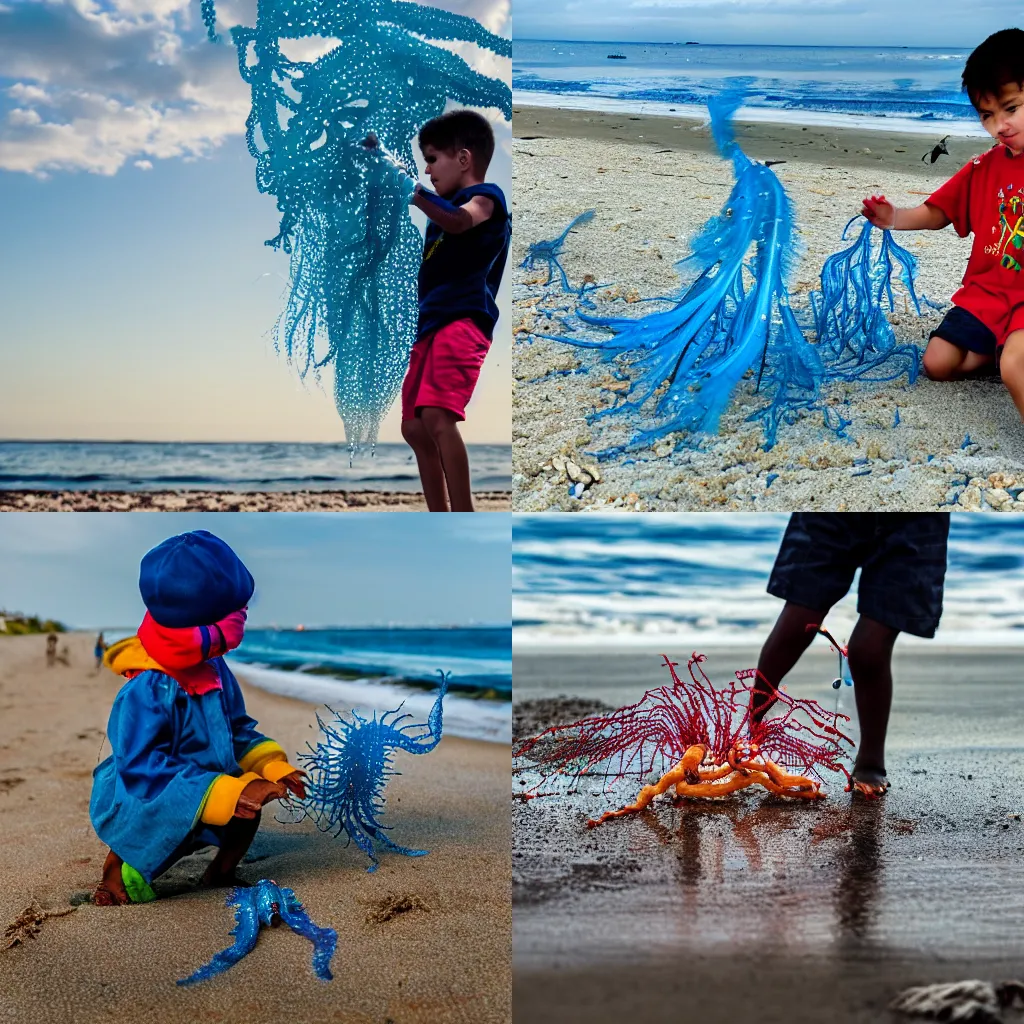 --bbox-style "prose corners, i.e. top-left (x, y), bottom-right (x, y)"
top-left (520, 210), bottom-right (595, 291)
top-left (809, 216), bottom-right (923, 380)
top-left (537, 89), bottom-right (924, 454)
top-left (203, 0), bottom-right (511, 444)
top-left (177, 879), bottom-right (337, 985)
top-left (553, 90), bottom-right (819, 455)
top-left (294, 672), bottom-right (448, 872)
